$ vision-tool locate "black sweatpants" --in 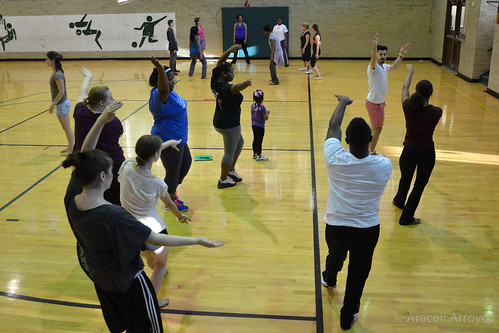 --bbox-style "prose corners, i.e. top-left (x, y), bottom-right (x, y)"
top-left (322, 224), bottom-right (379, 327)
top-left (95, 271), bottom-right (163, 333)
top-left (252, 125), bottom-right (265, 156)
top-left (393, 146), bottom-right (436, 225)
